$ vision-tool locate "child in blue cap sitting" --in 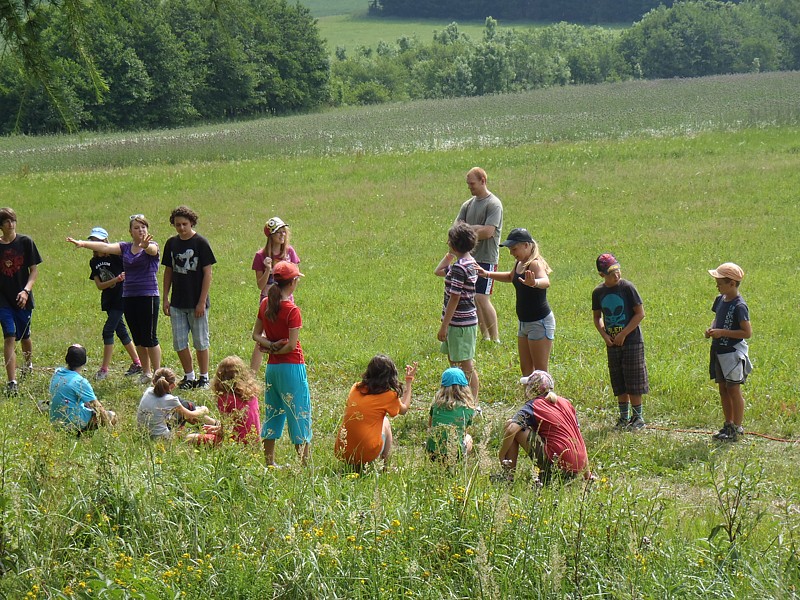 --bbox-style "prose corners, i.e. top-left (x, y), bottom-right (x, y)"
top-left (426, 367), bottom-right (478, 462)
